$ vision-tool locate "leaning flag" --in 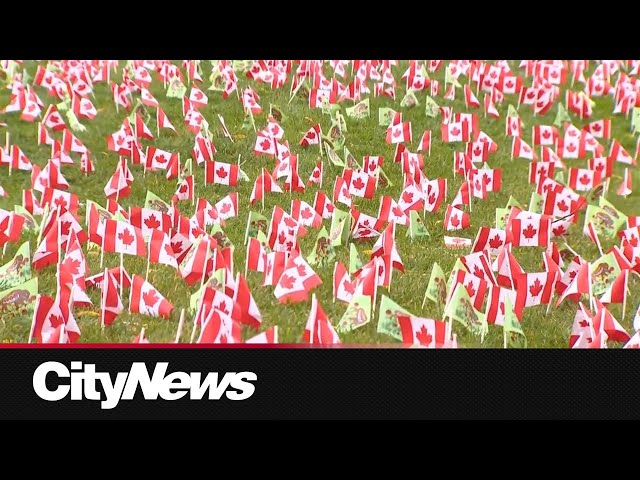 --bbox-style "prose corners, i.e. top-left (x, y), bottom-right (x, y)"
top-left (129, 274), bottom-right (173, 318)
